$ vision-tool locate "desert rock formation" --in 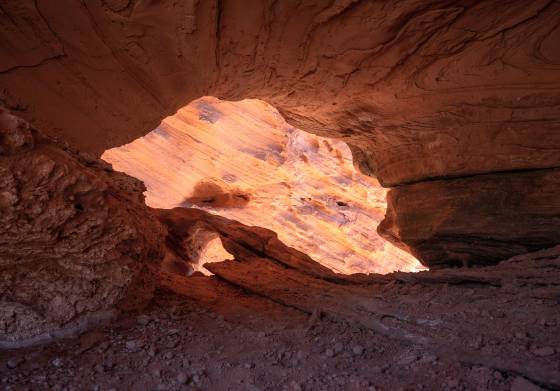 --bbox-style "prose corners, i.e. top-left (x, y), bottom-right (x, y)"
top-left (380, 168), bottom-right (560, 268)
top-left (0, 3), bottom-right (559, 385)
top-left (1, 0), bottom-right (559, 266)
top-left (0, 110), bottom-right (165, 348)
top-left (103, 97), bottom-right (423, 274)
